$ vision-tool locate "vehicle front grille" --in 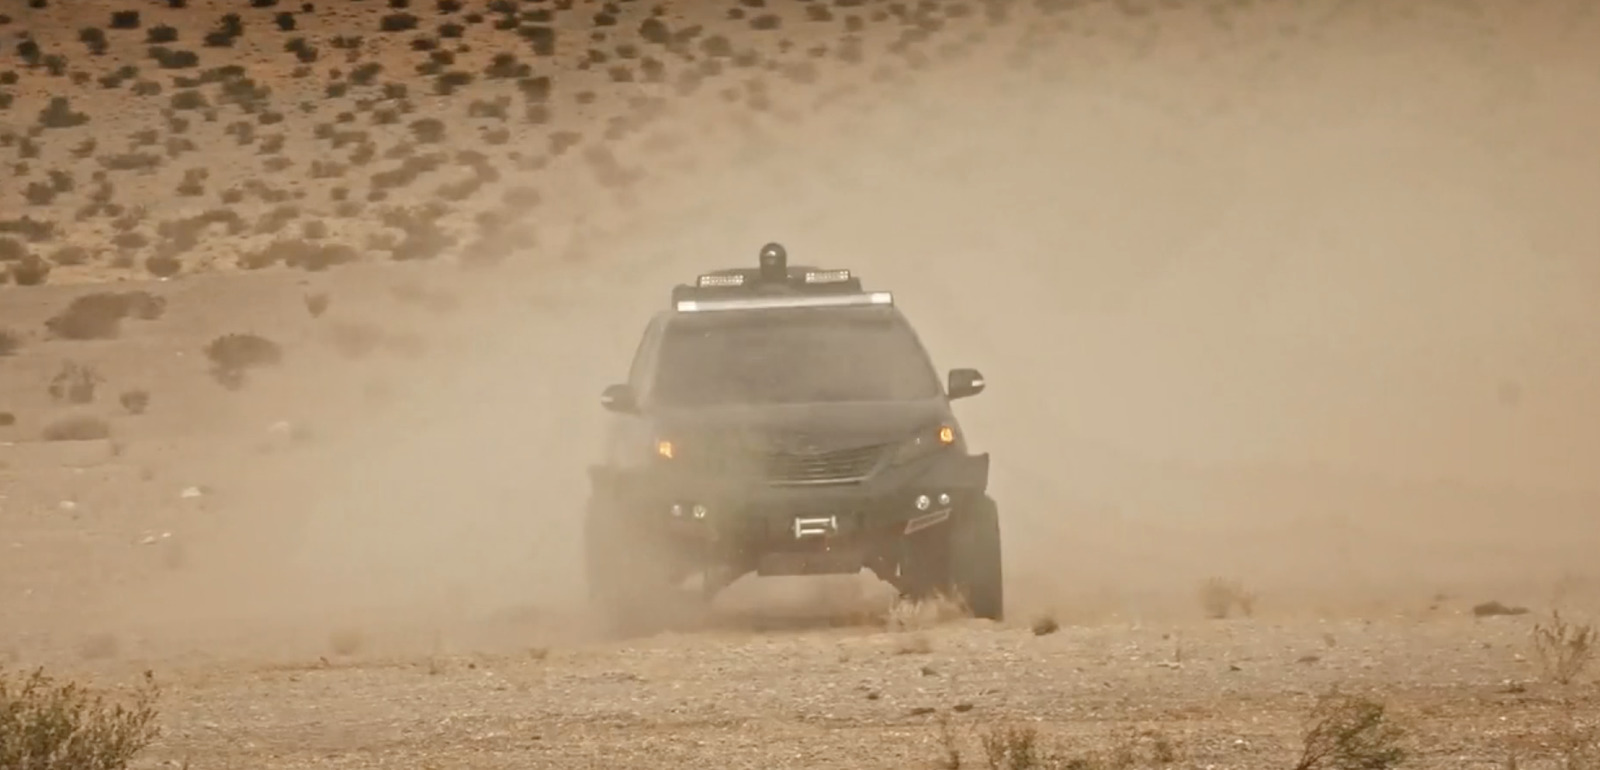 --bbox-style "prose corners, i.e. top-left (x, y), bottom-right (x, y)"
top-left (688, 440), bottom-right (891, 484)
top-left (760, 443), bottom-right (889, 484)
